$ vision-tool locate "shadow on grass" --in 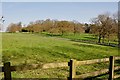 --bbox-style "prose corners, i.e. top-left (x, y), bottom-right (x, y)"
top-left (83, 36), bottom-right (97, 40)
top-left (71, 39), bottom-right (118, 48)
top-left (2, 78), bottom-right (67, 80)
top-left (115, 60), bottom-right (120, 65)
top-left (73, 43), bottom-right (101, 49)
top-left (43, 33), bottom-right (62, 37)
top-left (2, 77), bottom-right (120, 80)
